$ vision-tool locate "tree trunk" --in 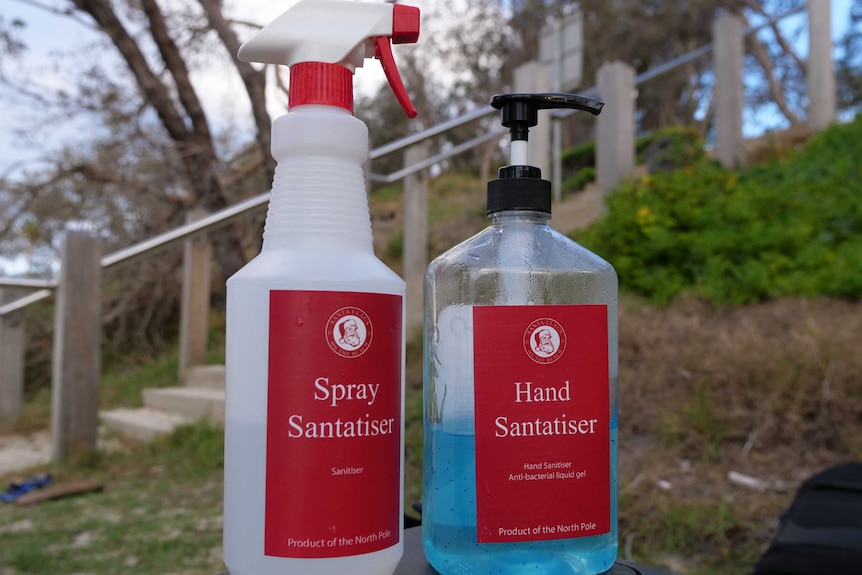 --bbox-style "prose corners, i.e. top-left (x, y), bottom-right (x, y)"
top-left (71, 0), bottom-right (248, 279)
top-left (197, 0), bottom-right (276, 184)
